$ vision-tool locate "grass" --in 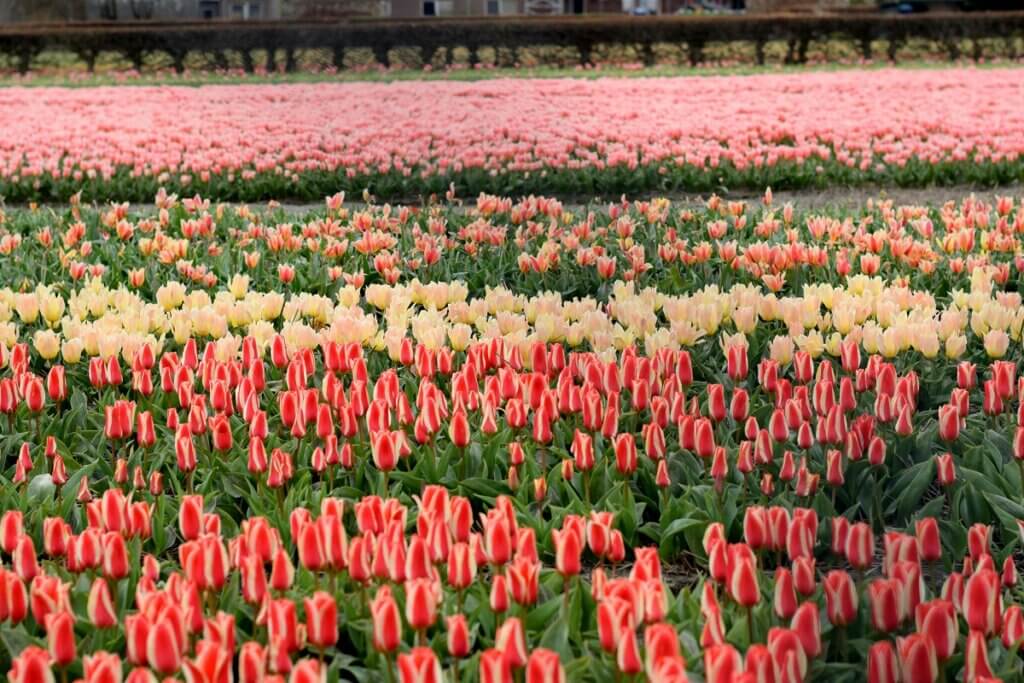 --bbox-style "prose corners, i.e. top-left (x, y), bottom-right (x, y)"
top-left (1, 56), bottom-right (1023, 89)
